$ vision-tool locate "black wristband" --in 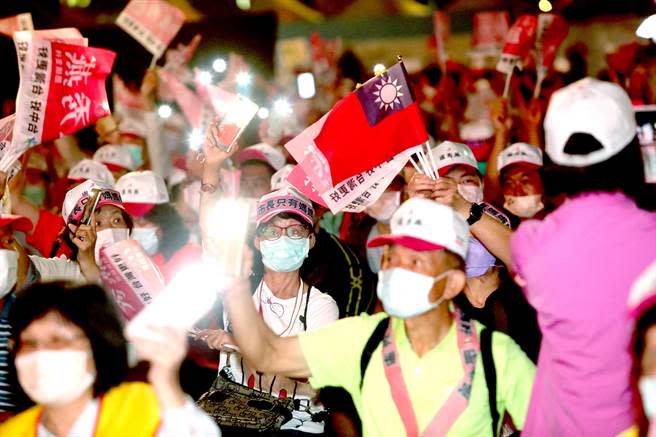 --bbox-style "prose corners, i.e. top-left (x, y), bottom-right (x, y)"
top-left (466, 203), bottom-right (484, 226)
